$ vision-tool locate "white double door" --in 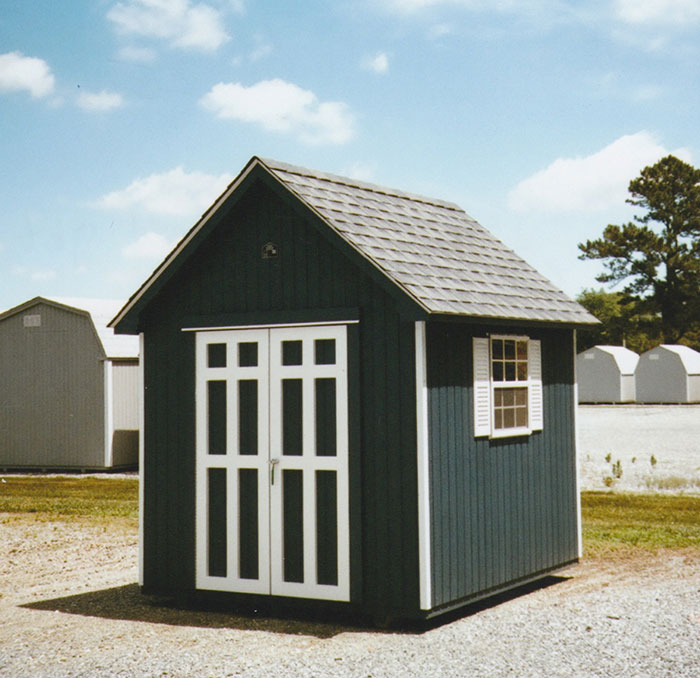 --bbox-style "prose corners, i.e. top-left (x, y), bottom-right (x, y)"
top-left (195, 324), bottom-right (350, 601)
